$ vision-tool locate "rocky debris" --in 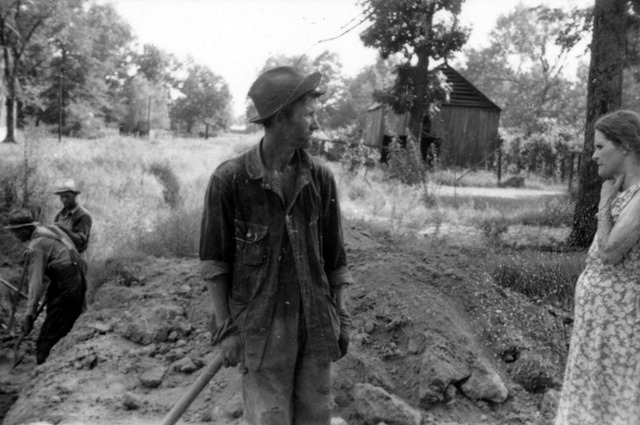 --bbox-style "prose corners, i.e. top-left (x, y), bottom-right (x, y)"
top-left (508, 351), bottom-right (560, 393)
top-left (139, 365), bottom-right (166, 388)
top-left (460, 368), bottom-right (509, 403)
top-left (330, 417), bottom-right (349, 425)
top-left (70, 349), bottom-right (98, 370)
top-left (171, 356), bottom-right (199, 374)
top-left (88, 322), bottom-right (112, 334)
top-left (121, 392), bottom-right (142, 410)
top-left (417, 328), bottom-right (509, 406)
top-left (540, 388), bottom-right (561, 420)
top-left (121, 304), bottom-right (192, 345)
top-left (353, 383), bottom-right (421, 425)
